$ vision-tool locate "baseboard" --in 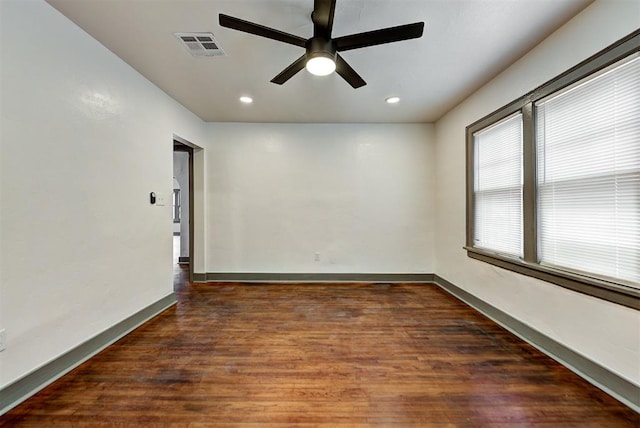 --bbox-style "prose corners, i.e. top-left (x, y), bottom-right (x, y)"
top-left (433, 274), bottom-right (640, 413)
top-left (194, 272), bottom-right (435, 283)
top-left (0, 293), bottom-right (177, 415)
